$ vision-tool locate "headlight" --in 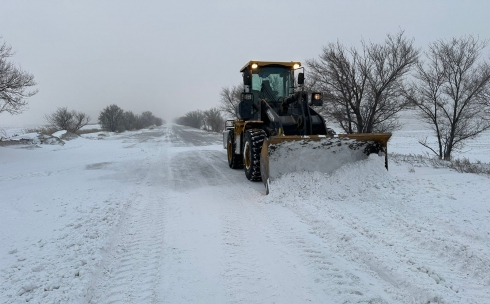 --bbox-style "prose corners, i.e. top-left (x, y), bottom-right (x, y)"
top-left (310, 92), bottom-right (323, 106)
